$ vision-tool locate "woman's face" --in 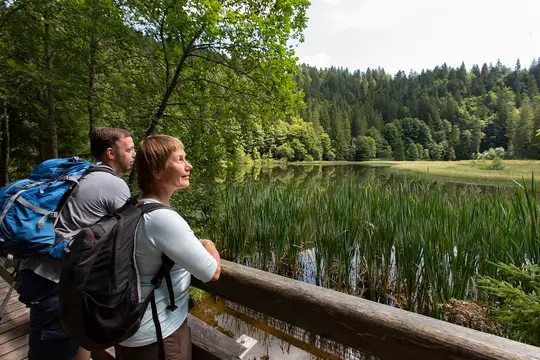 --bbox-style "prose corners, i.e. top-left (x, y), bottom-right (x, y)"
top-left (158, 146), bottom-right (193, 190)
